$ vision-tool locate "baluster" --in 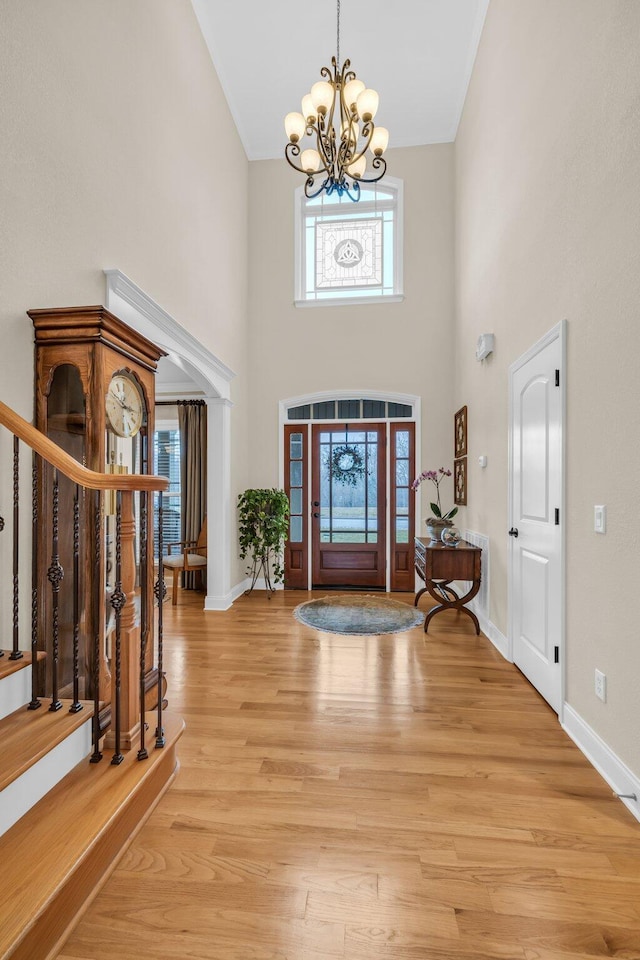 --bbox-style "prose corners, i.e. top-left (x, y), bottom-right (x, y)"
top-left (11, 436), bottom-right (23, 660)
top-left (110, 491), bottom-right (125, 765)
top-left (47, 467), bottom-right (63, 711)
top-left (29, 455), bottom-right (41, 709)
top-left (0, 512), bottom-right (4, 658)
top-left (137, 490), bottom-right (149, 761)
top-left (69, 485), bottom-right (82, 713)
top-left (154, 491), bottom-right (165, 748)
top-left (90, 490), bottom-right (103, 763)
